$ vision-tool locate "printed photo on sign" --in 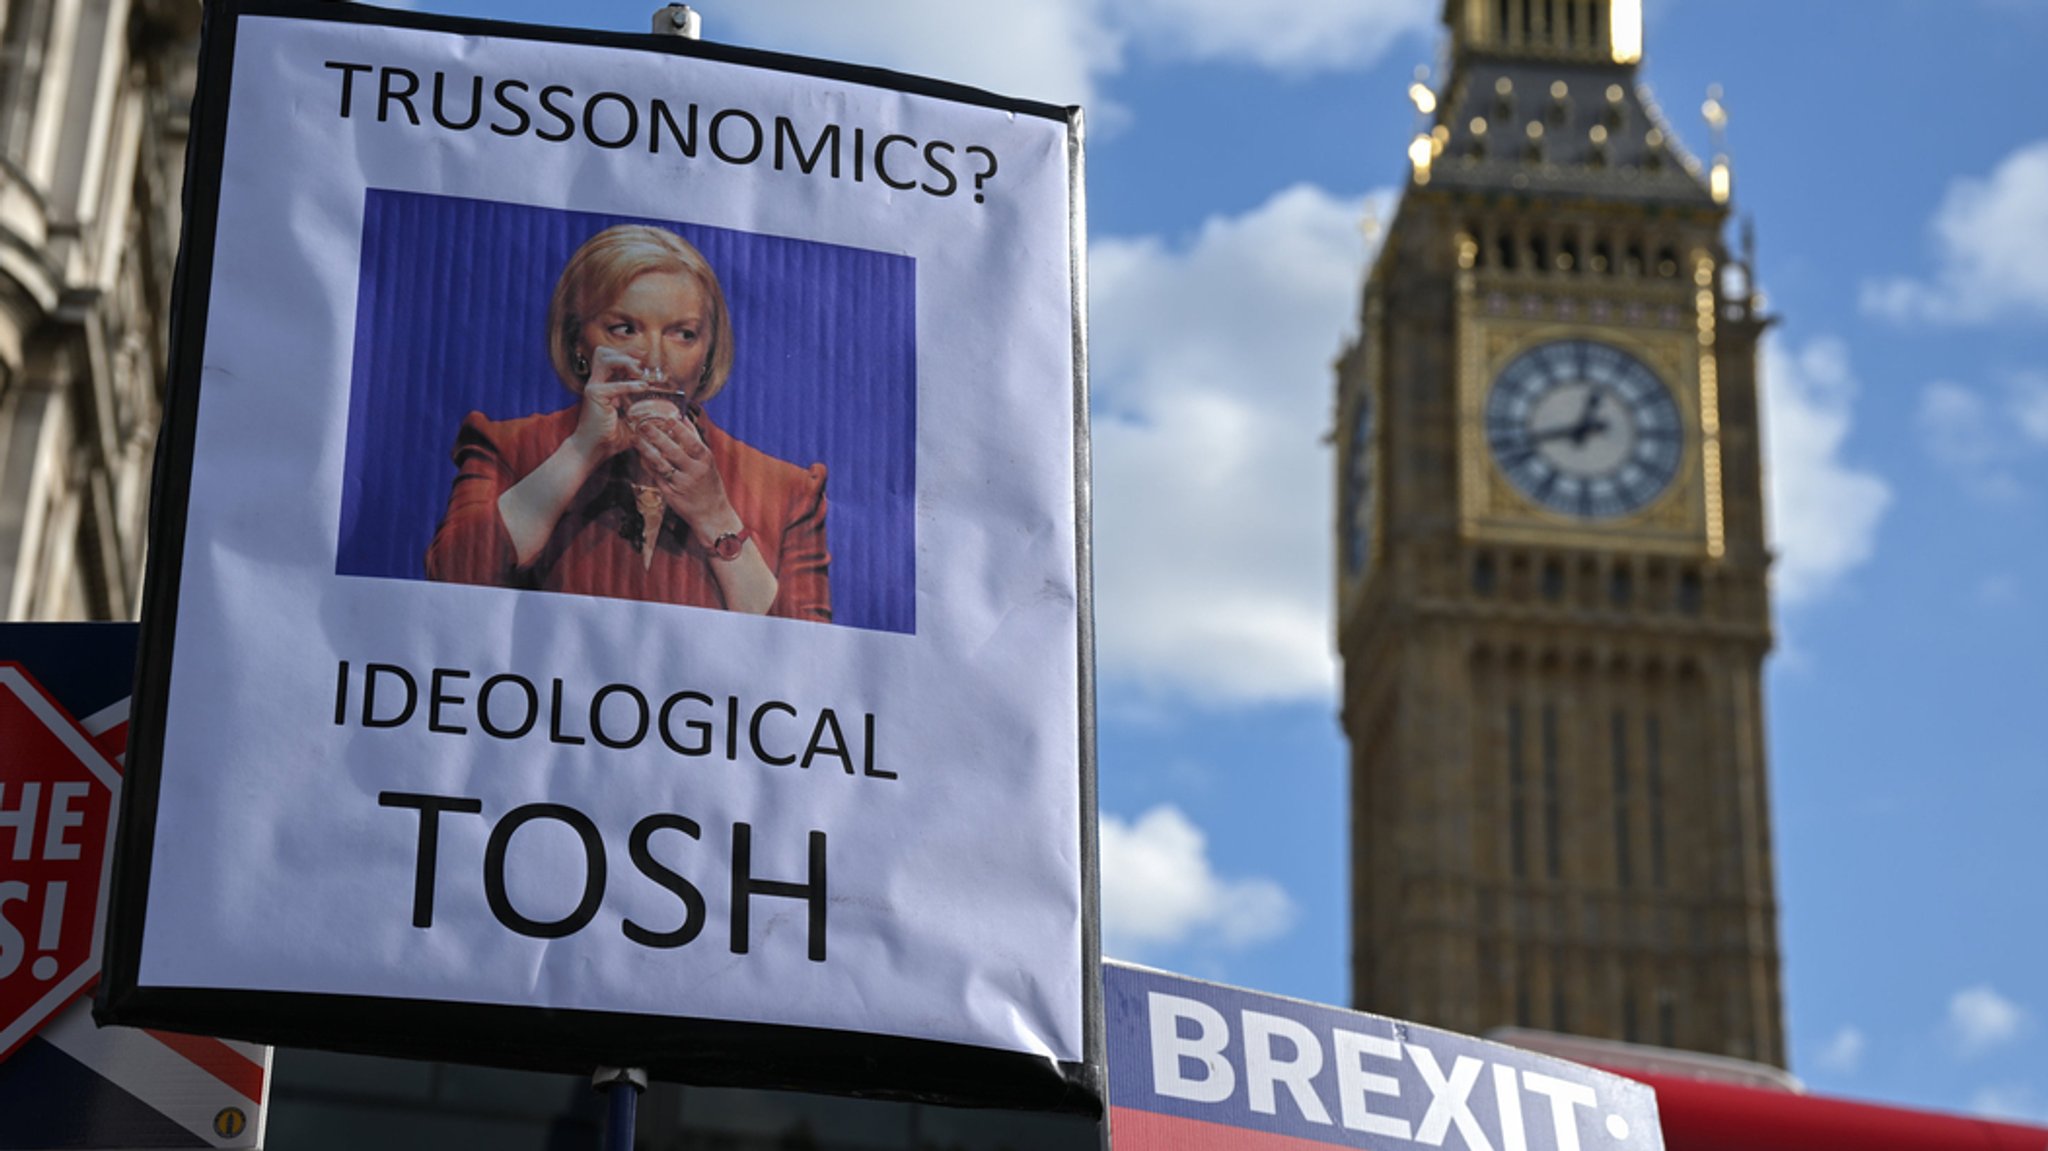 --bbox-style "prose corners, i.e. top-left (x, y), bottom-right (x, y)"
top-left (336, 190), bottom-right (918, 634)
